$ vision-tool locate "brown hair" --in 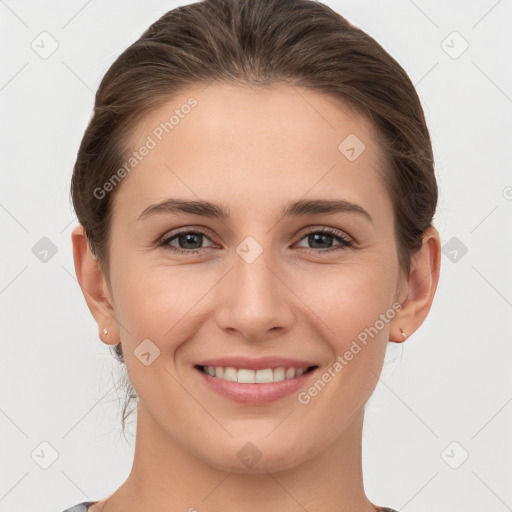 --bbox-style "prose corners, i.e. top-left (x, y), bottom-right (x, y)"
top-left (71, 0), bottom-right (437, 436)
